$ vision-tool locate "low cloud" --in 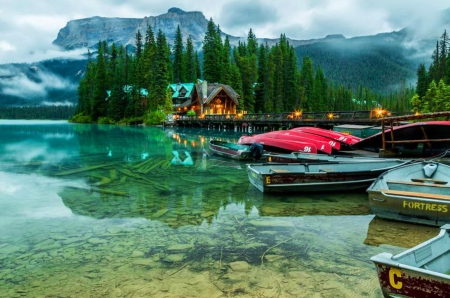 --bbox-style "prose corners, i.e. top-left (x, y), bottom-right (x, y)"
top-left (0, 65), bottom-right (77, 100)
